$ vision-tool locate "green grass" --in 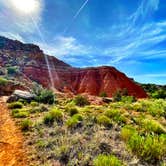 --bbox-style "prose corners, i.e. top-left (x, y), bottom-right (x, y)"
top-left (12, 109), bottom-right (29, 118)
top-left (8, 102), bottom-right (23, 109)
top-left (121, 126), bottom-right (166, 162)
top-left (105, 109), bottom-right (126, 124)
top-left (20, 119), bottom-right (32, 131)
top-left (96, 115), bottom-right (113, 128)
top-left (93, 154), bottom-right (123, 166)
top-left (141, 119), bottom-right (166, 134)
top-left (0, 77), bottom-right (8, 85)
